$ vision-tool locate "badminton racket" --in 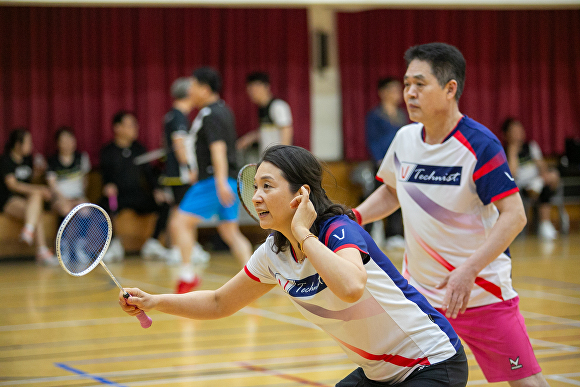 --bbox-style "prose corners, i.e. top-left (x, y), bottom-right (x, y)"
top-left (237, 163), bottom-right (259, 222)
top-left (55, 203), bottom-right (152, 328)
